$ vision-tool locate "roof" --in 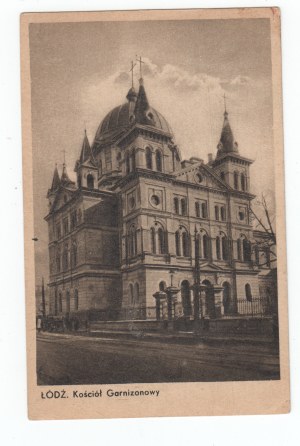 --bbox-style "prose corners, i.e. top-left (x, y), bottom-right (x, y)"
top-left (216, 111), bottom-right (239, 159)
top-left (94, 81), bottom-right (173, 144)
